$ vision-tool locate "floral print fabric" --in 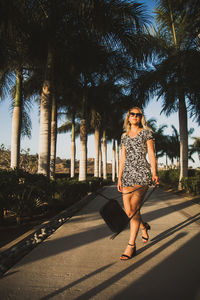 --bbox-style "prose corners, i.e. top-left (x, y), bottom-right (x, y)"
top-left (121, 129), bottom-right (154, 186)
